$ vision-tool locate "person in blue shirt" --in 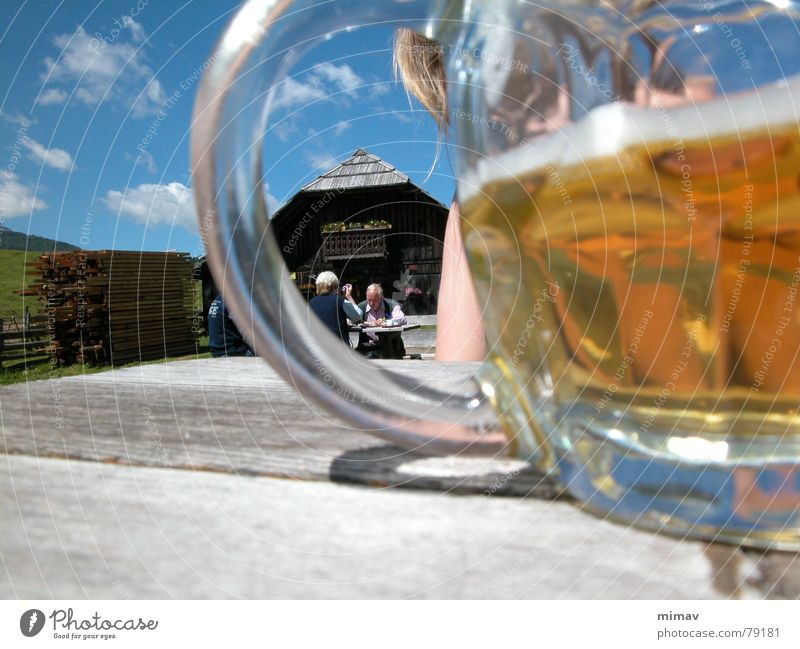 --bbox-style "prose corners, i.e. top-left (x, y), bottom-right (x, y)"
top-left (308, 271), bottom-right (362, 345)
top-left (208, 294), bottom-right (254, 357)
